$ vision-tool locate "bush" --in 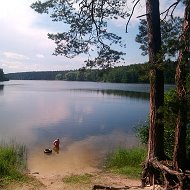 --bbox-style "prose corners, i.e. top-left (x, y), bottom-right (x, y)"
top-left (105, 147), bottom-right (146, 178)
top-left (137, 89), bottom-right (190, 159)
top-left (0, 142), bottom-right (27, 180)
